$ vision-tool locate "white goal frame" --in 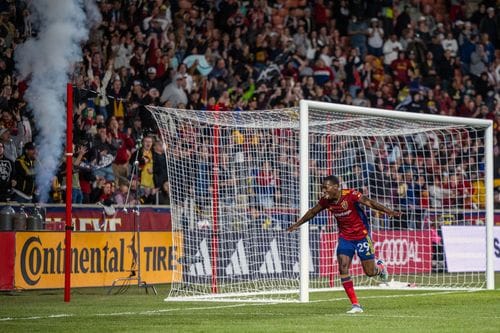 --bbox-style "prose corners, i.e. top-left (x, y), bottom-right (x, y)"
top-left (148, 99), bottom-right (494, 303)
top-left (297, 100), bottom-right (495, 302)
